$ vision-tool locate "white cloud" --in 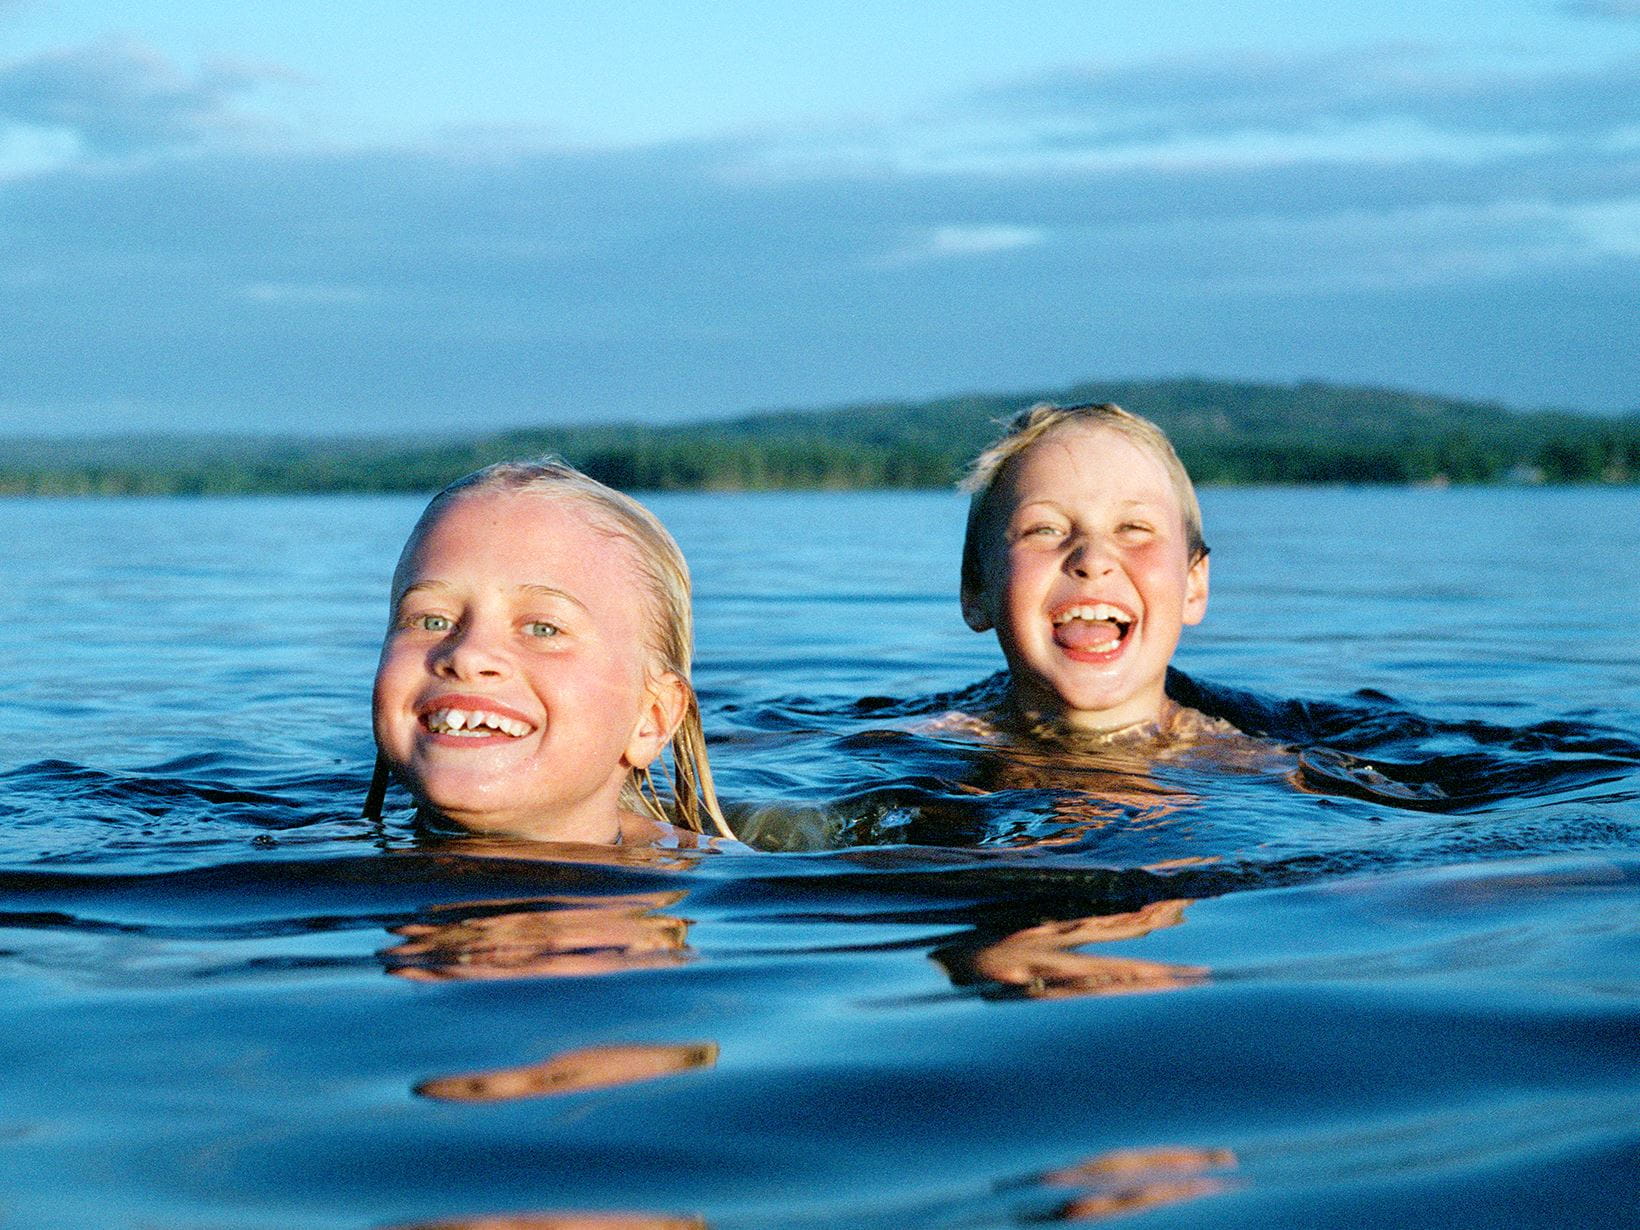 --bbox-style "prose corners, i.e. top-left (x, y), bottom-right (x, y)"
top-left (880, 223), bottom-right (1047, 267)
top-left (926, 224), bottom-right (1046, 255)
